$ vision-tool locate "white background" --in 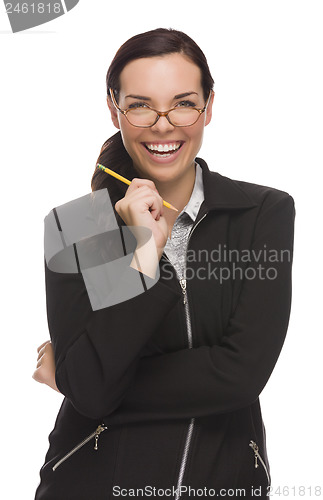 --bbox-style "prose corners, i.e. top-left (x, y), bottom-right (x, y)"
top-left (1, 1), bottom-right (322, 498)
